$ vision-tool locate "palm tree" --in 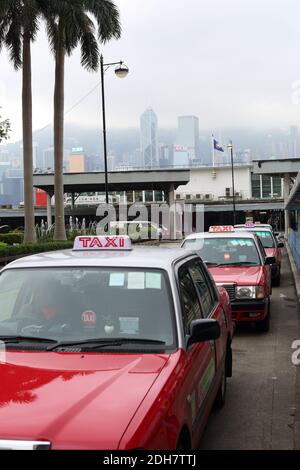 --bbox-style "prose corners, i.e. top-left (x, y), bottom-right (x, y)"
top-left (0, 108), bottom-right (11, 143)
top-left (42, 0), bottom-right (121, 241)
top-left (0, 0), bottom-right (43, 243)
